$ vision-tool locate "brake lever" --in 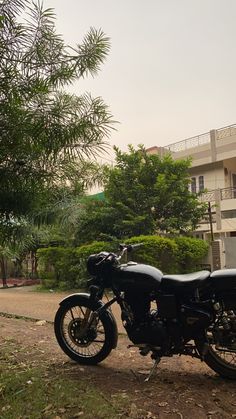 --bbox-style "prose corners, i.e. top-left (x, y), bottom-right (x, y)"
top-left (95, 253), bottom-right (116, 265)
